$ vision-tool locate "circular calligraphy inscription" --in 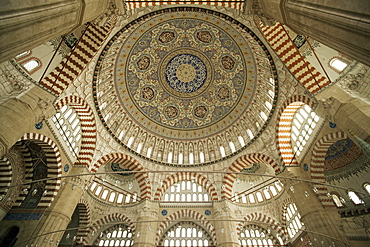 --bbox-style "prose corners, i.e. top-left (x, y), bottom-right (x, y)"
top-left (165, 54), bottom-right (206, 94)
